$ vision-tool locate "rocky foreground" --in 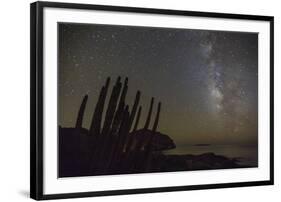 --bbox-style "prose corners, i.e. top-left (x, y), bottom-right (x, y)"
top-left (147, 152), bottom-right (251, 173)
